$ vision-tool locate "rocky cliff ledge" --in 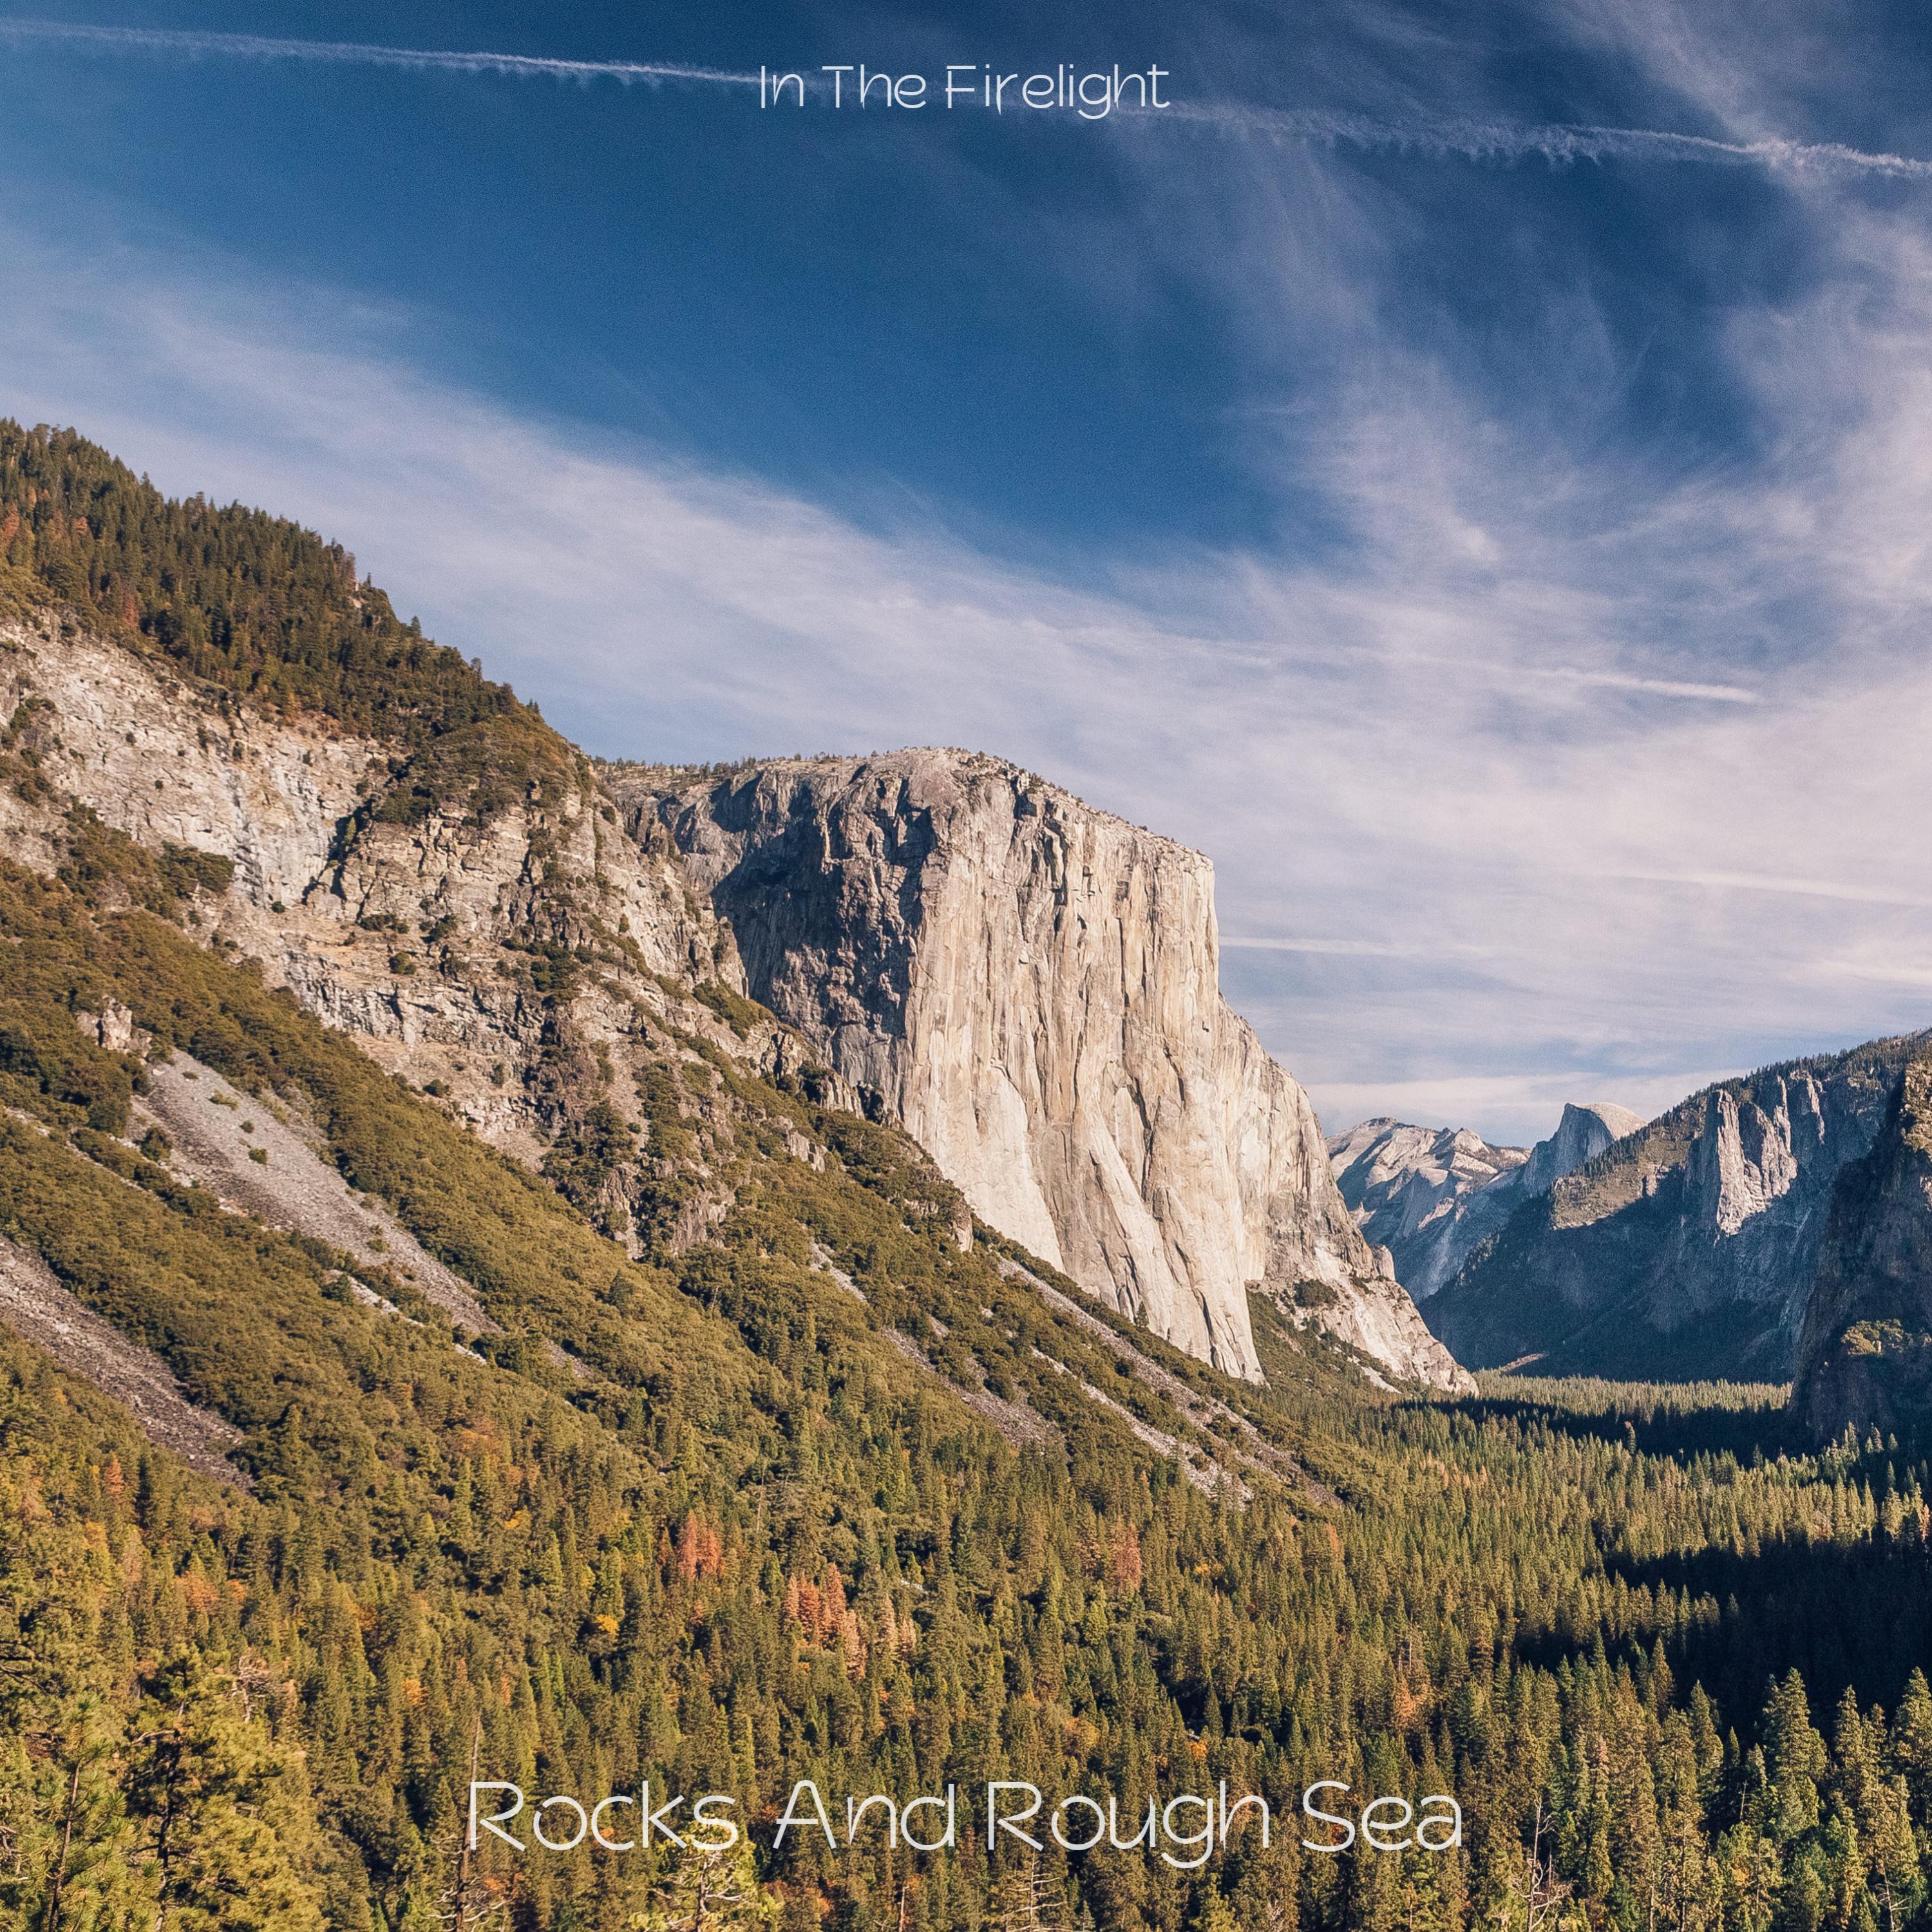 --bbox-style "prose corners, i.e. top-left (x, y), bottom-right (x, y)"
top-left (0, 616), bottom-right (764, 1241)
top-left (616, 751), bottom-right (1473, 1392)
top-left (1794, 1056), bottom-right (1932, 1443)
